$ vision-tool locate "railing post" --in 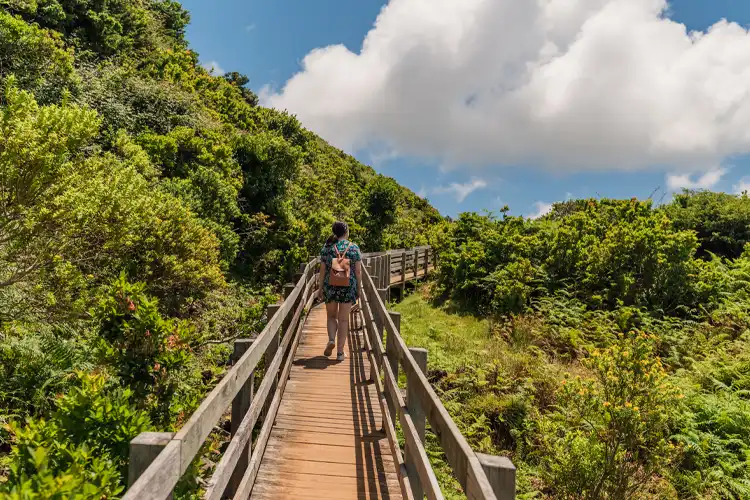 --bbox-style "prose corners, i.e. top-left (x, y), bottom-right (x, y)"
top-left (476, 454), bottom-right (516, 500)
top-left (378, 288), bottom-right (389, 311)
top-left (413, 248), bottom-right (419, 279)
top-left (405, 347), bottom-right (428, 500)
top-left (228, 339), bottom-right (254, 496)
top-left (264, 304), bottom-right (282, 420)
top-left (128, 432), bottom-right (175, 499)
top-left (385, 311), bottom-right (401, 427)
top-left (401, 250), bottom-right (407, 288)
top-left (386, 253), bottom-right (392, 288)
top-left (379, 255), bottom-right (384, 289)
top-left (423, 248), bottom-right (429, 276)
